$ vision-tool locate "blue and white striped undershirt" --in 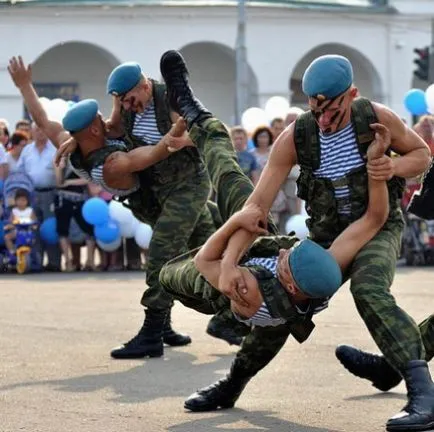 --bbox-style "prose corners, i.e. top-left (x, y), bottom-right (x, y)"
top-left (235, 256), bottom-right (329, 328)
top-left (70, 139), bottom-right (140, 197)
top-left (314, 123), bottom-right (365, 215)
top-left (132, 102), bottom-right (163, 145)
